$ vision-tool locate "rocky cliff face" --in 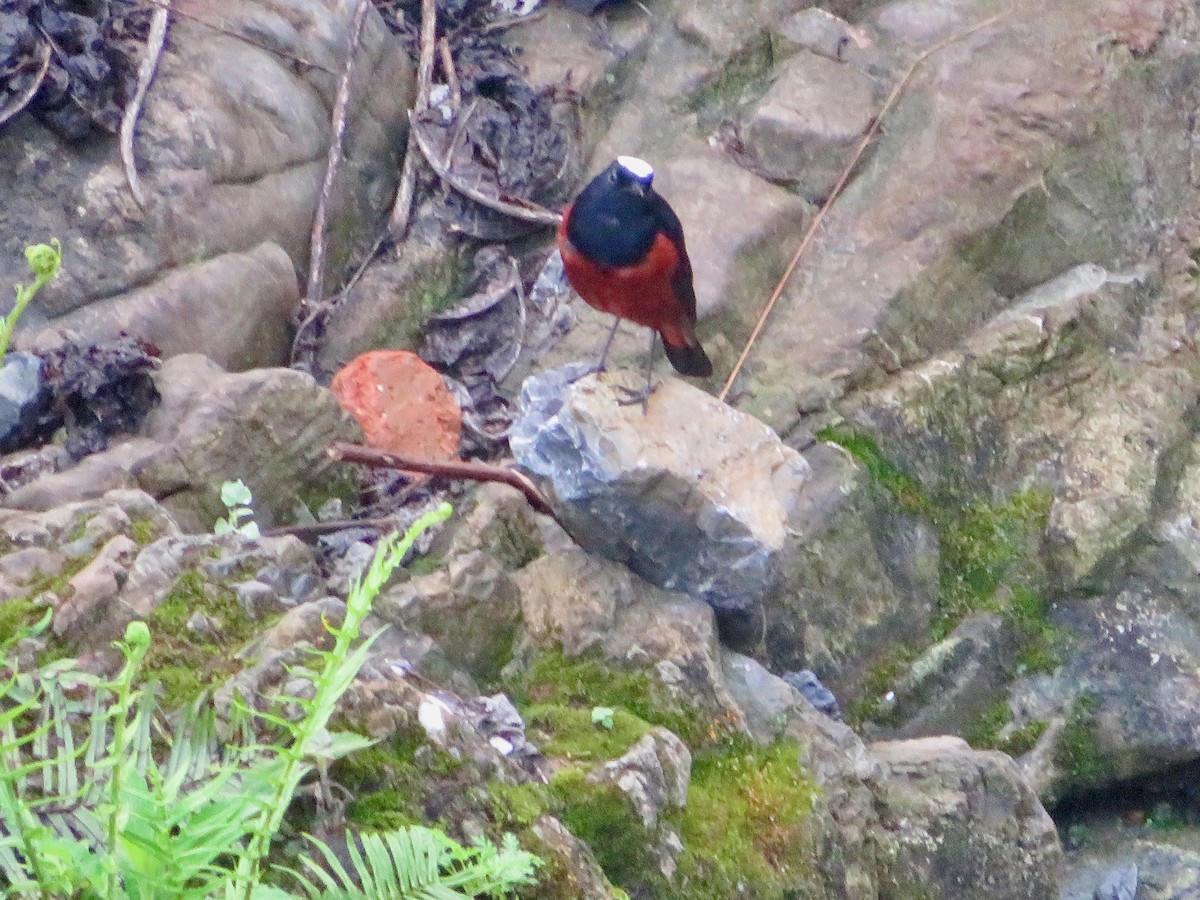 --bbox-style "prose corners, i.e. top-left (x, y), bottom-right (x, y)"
top-left (5, 0), bottom-right (1200, 895)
